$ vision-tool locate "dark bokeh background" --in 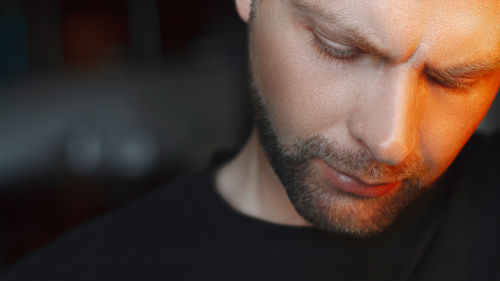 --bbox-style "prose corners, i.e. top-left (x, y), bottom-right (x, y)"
top-left (0, 0), bottom-right (249, 269)
top-left (0, 0), bottom-right (498, 271)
